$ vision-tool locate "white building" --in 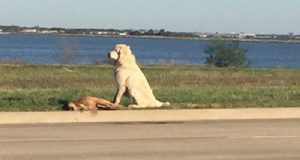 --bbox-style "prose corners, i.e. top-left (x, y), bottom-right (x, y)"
top-left (41, 30), bottom-right (58, 34)
top-left (97, 31), bottom-right (109, 35)
top-left (197, 33), bottom-right (208, 38)
top-left (119, 32), bottom-right (128, 36)
top-left (256, 34), bottom-right (276, 39)
top-left (0, 29), bottom-right (10, 34)
top-left (238, 33), bottom-right (256, 39)
top-left (21, 29), bottom-right (37, 33)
